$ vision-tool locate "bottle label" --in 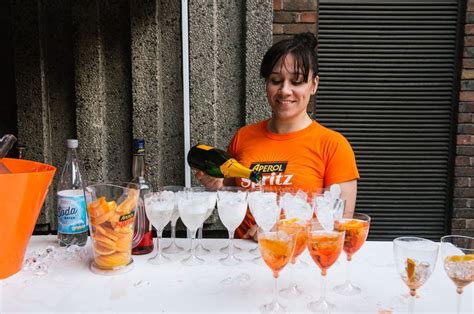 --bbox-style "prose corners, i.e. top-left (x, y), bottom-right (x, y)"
top-left (196, 144), bottom-right (213, 151)
top-left (57, 190), bottom-right (89, 234)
